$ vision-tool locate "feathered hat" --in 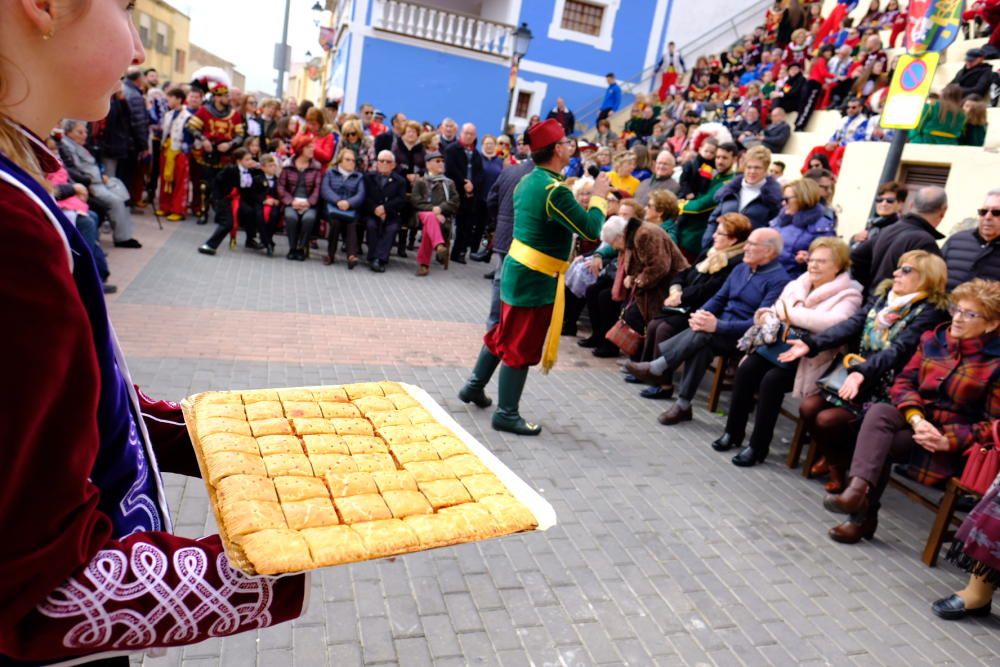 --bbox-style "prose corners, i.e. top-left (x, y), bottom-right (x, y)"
top-left (190, 66), bottom-right (232, 96)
